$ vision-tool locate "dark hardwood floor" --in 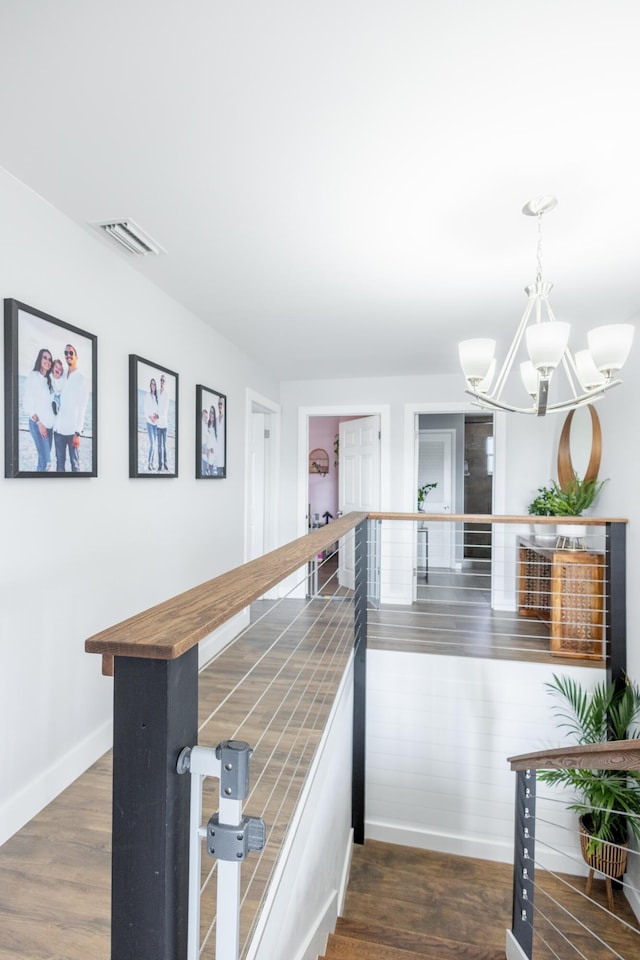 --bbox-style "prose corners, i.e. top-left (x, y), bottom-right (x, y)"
top-left (0, 569), bottom-right (612, 959)
top-left (323, 840), bottom-right (640, 960)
